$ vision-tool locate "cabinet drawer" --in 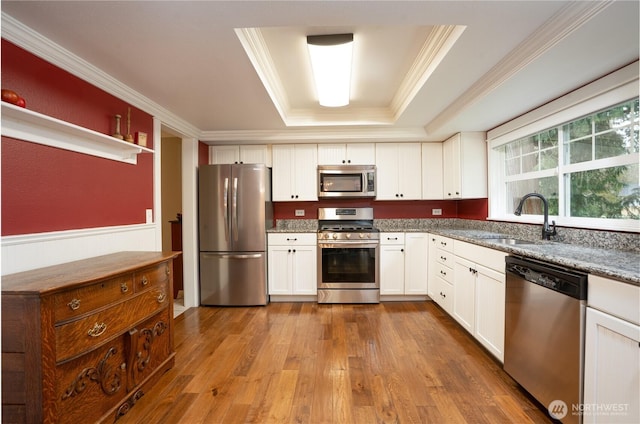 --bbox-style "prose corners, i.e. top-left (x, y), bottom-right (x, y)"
top-left (268, 233), bottom-right (316, 245)
top-left (435, 278), bottom-right (453, 313)
top-left (54, 274), bottom-right (133, 323)
top-left (435, 236), bottom-right (453, 252)
top-left (381, 233), bottom-right (405, 245)
top-left (56, 336), bottom-right (127, 424)
top-left (133, 261), bottom-right (171, 293)
top-left (436, 249), bottom-right (454, 267)
top-left (55, 284), bottom-right (169, 363)
top-left (435, 262), bottom-right (453, 284)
